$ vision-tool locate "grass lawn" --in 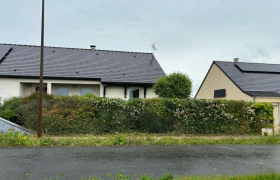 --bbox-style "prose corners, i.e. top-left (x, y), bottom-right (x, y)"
top-left (1, 130), bottom-right (280, 147)
top-left (45, 170), bottom-right (280, 180)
